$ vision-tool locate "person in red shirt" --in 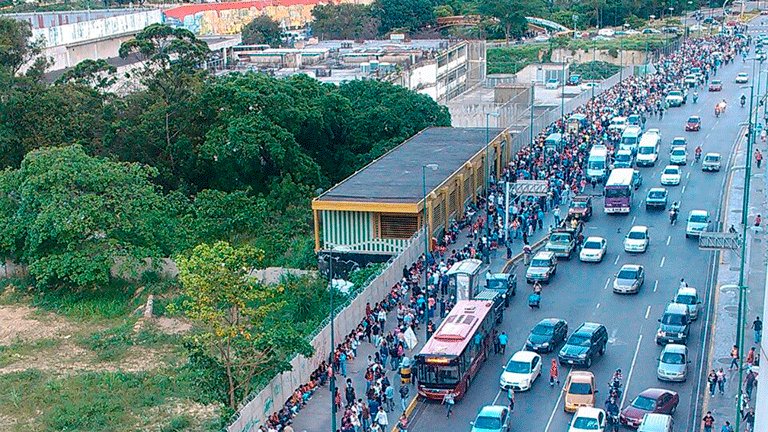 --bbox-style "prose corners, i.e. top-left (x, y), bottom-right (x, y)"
top-left (702, 411), bottom-right (715, 432)
top-left (549, 359), bottom-right (559, 386)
